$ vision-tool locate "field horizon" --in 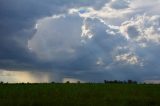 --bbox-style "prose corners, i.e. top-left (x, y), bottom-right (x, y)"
top-left (0, 83), bottom-right (160, 106)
